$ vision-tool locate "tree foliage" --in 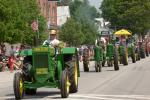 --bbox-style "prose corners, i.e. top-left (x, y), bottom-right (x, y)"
top-left (59, 0), bottom-right (100, 46)
top-left (59, 18), bottom-right (85, 46)
top-left (0, 0), bottom-right (47, 45)
top-left (100, 0), bottom-right (150, 35)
